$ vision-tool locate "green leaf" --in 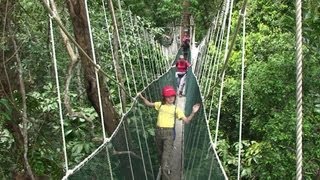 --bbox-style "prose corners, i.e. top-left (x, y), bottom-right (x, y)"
top-left (72, 144), bottom-right (84, 155)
